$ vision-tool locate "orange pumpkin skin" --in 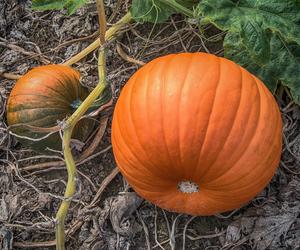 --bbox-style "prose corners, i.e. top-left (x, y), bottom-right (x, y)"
top-left (7, 65), bottom-right (93, 151)
top-left (111, 52), bottom-right (282, 216)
